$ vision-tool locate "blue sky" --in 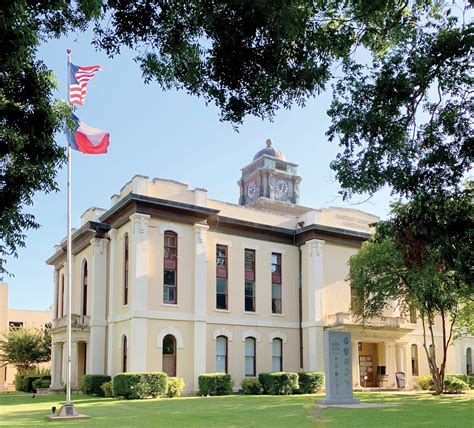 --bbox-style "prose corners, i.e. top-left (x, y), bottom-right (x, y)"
top-left (5, 31), bottom-right (393, 310)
